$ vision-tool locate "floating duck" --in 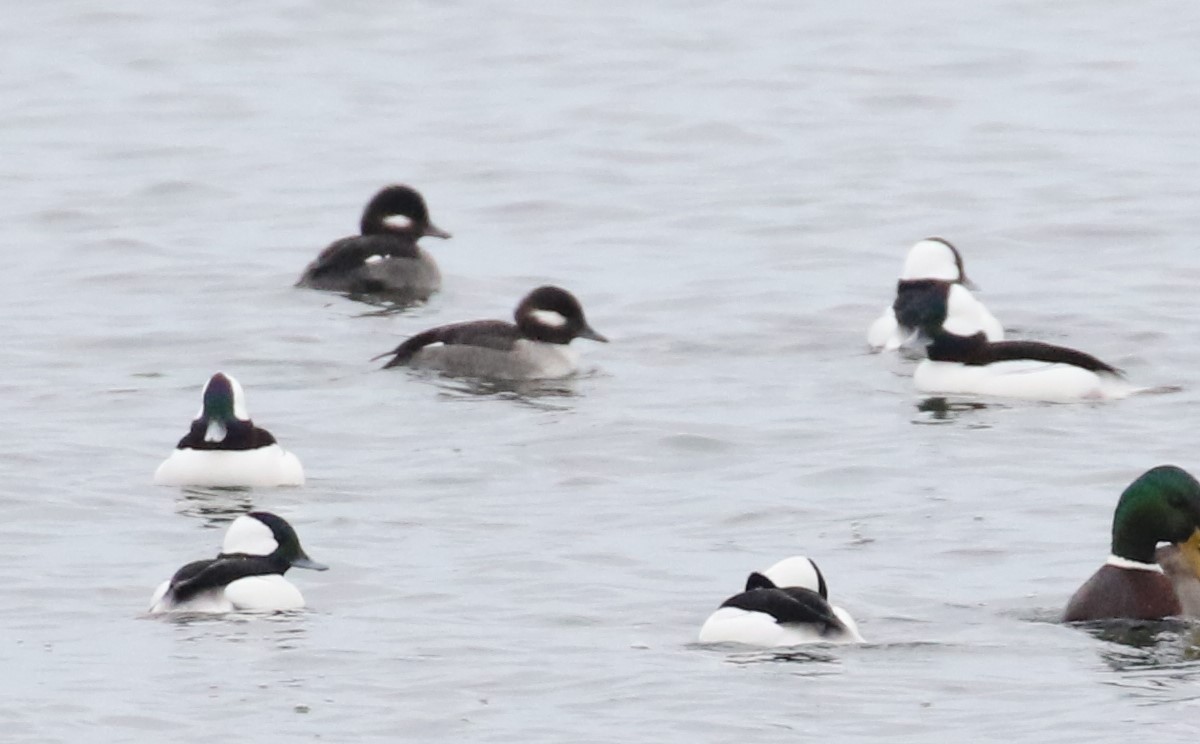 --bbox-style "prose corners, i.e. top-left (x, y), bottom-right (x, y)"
top-left (296, 184), bottom-right (450, 300)
top-left (908, 284), bottom-right (1135, 402)
top-left (374, 285), bottom-right (607, 380)
top-left (154, 372), bottom-right (305, 487)
top-left (698, 556), bottom-right (863, 646)
top-left (149, 512), bottom-right (327, 614)
top-left (1064, 466), bottom-right (1200, 622)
